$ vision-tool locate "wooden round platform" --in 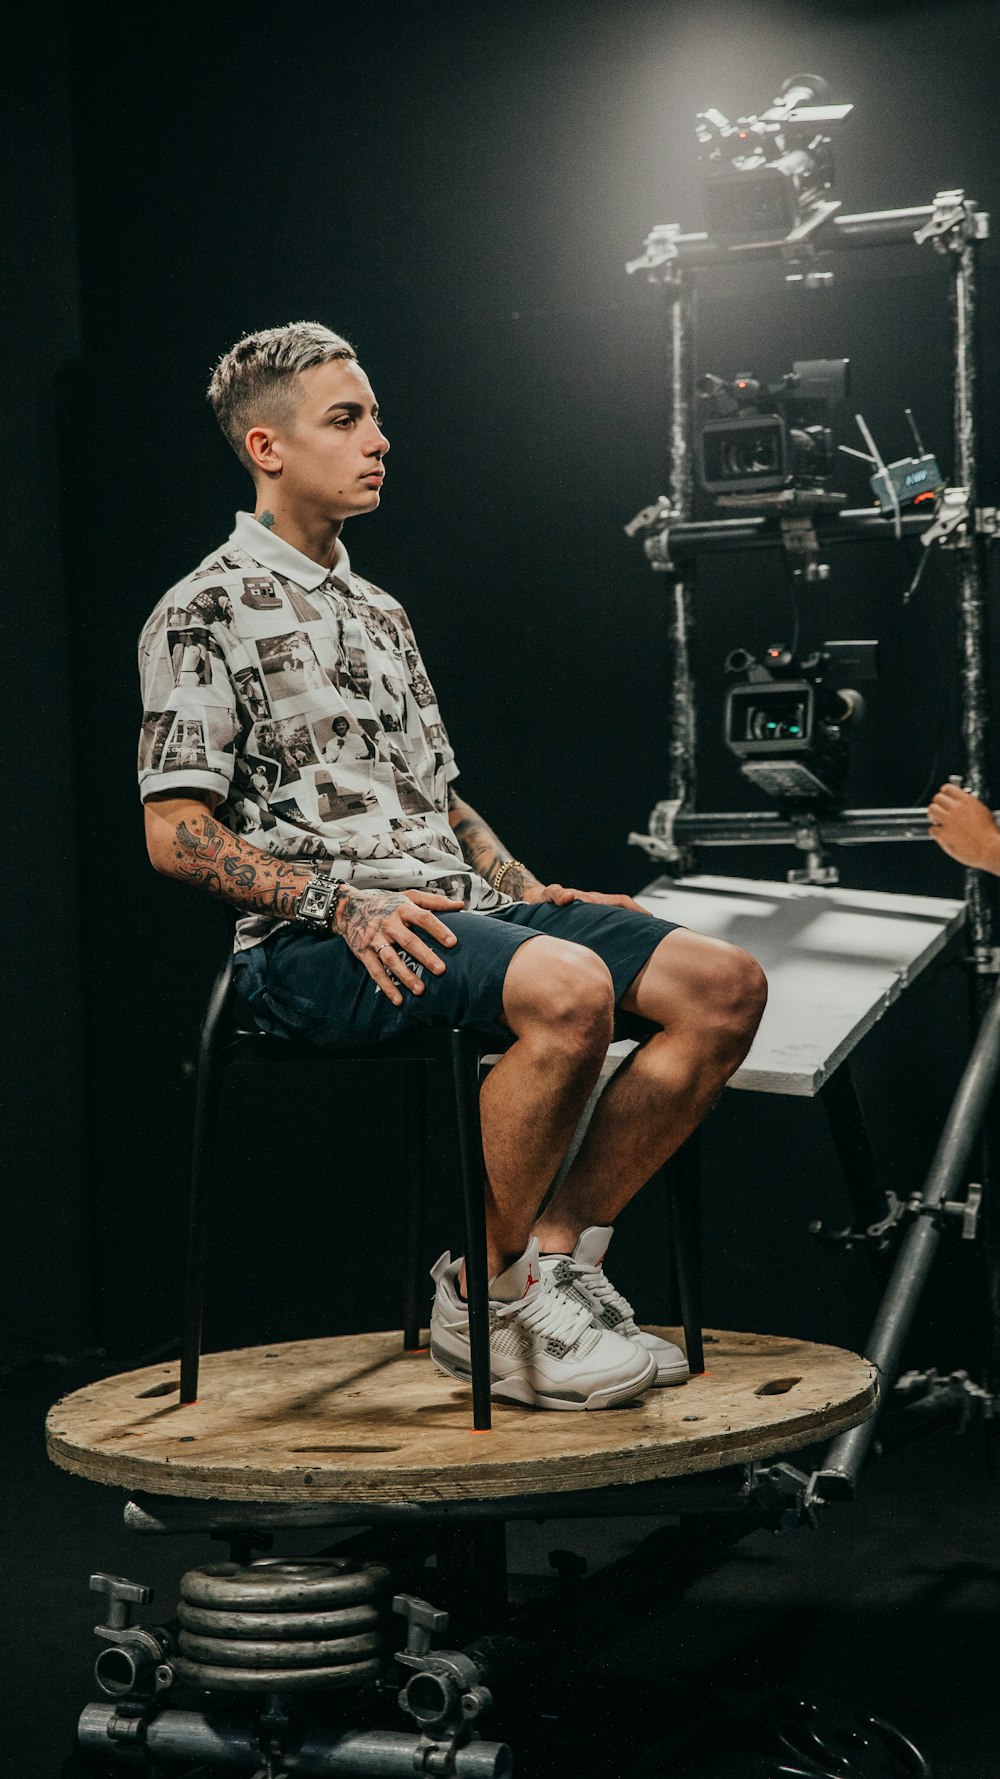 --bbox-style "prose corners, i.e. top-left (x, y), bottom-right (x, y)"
top-left (46, 1329), bottom-right (876, 1508)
